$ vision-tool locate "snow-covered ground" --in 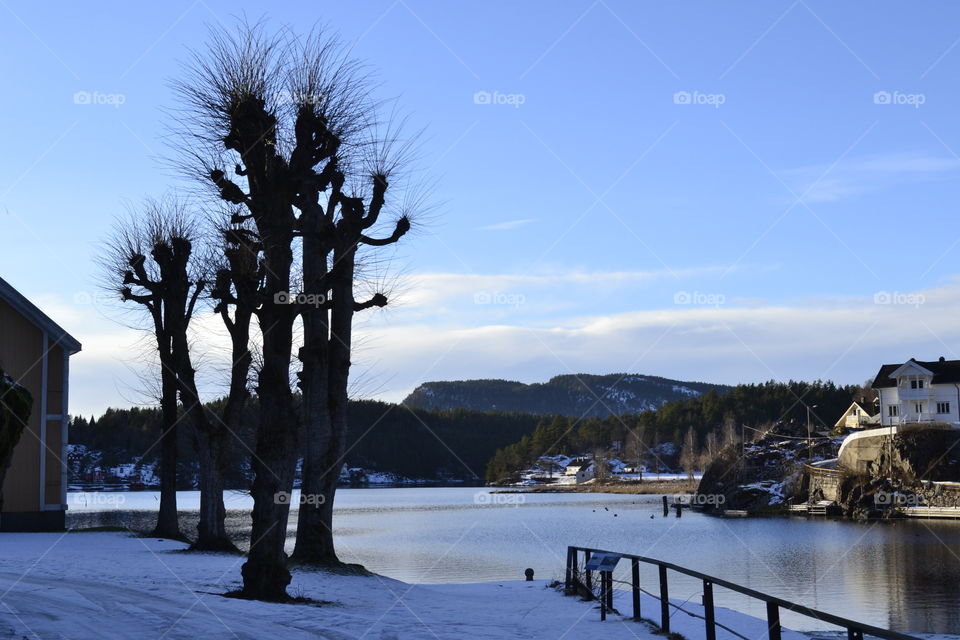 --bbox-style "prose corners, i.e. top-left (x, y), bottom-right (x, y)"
top-left (0, 531), bottom-right (820, 640)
